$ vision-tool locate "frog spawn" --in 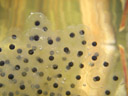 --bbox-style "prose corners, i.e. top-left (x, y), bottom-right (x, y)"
top-left (0, 13), bottom-right (121, 96)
